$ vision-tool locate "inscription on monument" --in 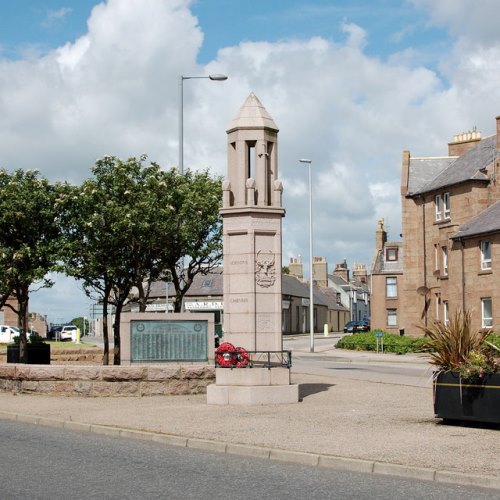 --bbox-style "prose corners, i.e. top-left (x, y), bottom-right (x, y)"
top-left (256, 313), bottom-right (273, 332)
